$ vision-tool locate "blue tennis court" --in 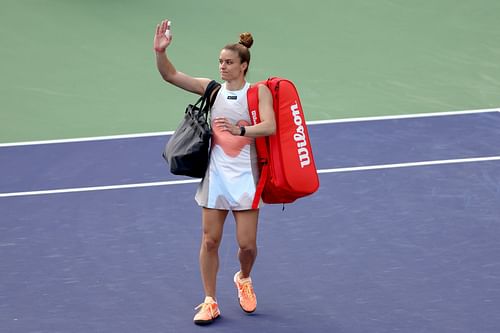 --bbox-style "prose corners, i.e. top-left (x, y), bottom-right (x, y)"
top-left (1, 110), bottom-right (500, 332)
